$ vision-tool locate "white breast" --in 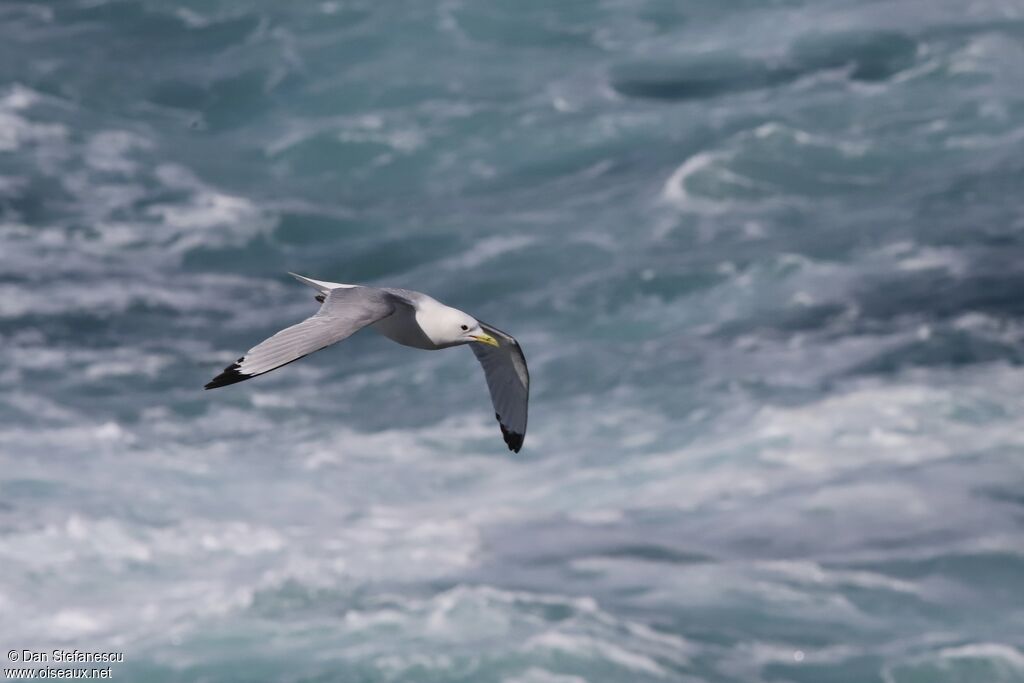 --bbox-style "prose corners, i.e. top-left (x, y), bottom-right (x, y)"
top-left (370, 301), bottom-right (438, 350)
